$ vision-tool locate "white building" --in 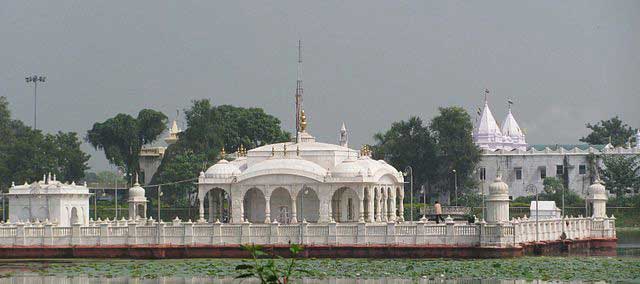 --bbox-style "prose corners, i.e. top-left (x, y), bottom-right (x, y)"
top-left (474, 98), bottom-right (640, 198)
top-left (6, 173), bottom-right (91, 226)
top-left (197, 43), bottom-right (405, 224)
